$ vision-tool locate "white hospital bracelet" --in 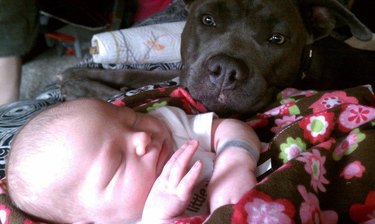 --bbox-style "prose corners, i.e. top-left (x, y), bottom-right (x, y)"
top-left (217, 140), bottom-right (260, 162)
